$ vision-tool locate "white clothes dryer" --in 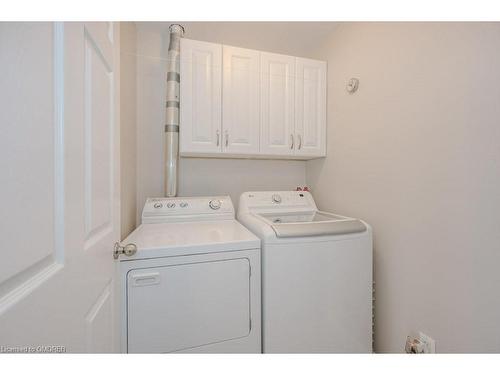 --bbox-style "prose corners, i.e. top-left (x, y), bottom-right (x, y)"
top-left (118, 196), bottom-right (261, 353)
